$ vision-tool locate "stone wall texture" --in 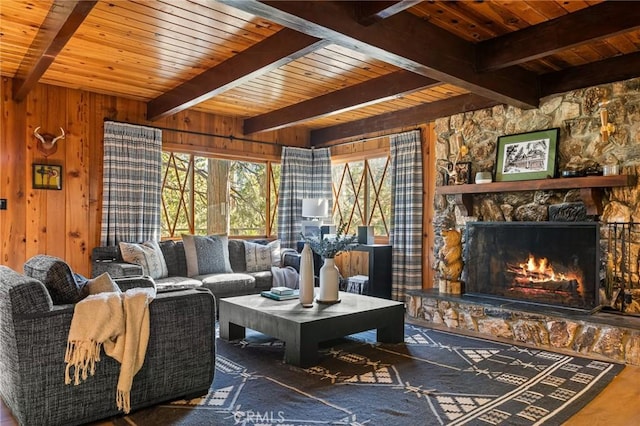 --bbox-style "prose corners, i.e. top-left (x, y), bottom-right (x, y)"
top-left (433, 77), bottom-right (640, 287)
top-left (407, 293), bottom-right (640, 365)
top-left (425, 78), bottom-right (640, 362)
